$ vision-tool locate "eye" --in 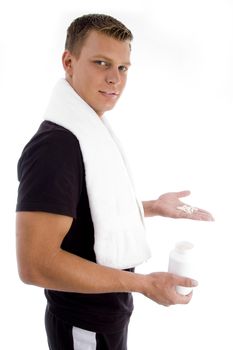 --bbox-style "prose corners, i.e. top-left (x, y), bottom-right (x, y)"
top-left (119, 65), bottom-right (128, 72)
top-left (94, 60), bottom-right (109, 67)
